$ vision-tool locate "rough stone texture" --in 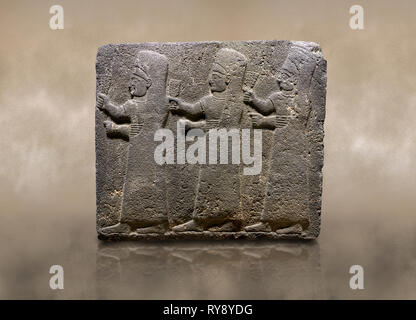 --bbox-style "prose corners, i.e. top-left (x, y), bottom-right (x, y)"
top-left (96, 40), bottom-right (326, 240)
